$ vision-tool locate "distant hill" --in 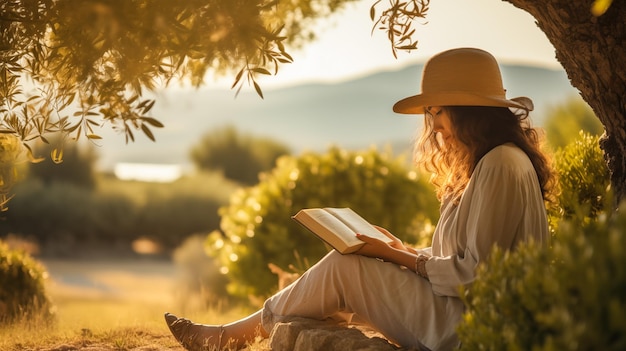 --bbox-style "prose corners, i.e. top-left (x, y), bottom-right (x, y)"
top-left (94, 63), bottom-right (580, 171)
